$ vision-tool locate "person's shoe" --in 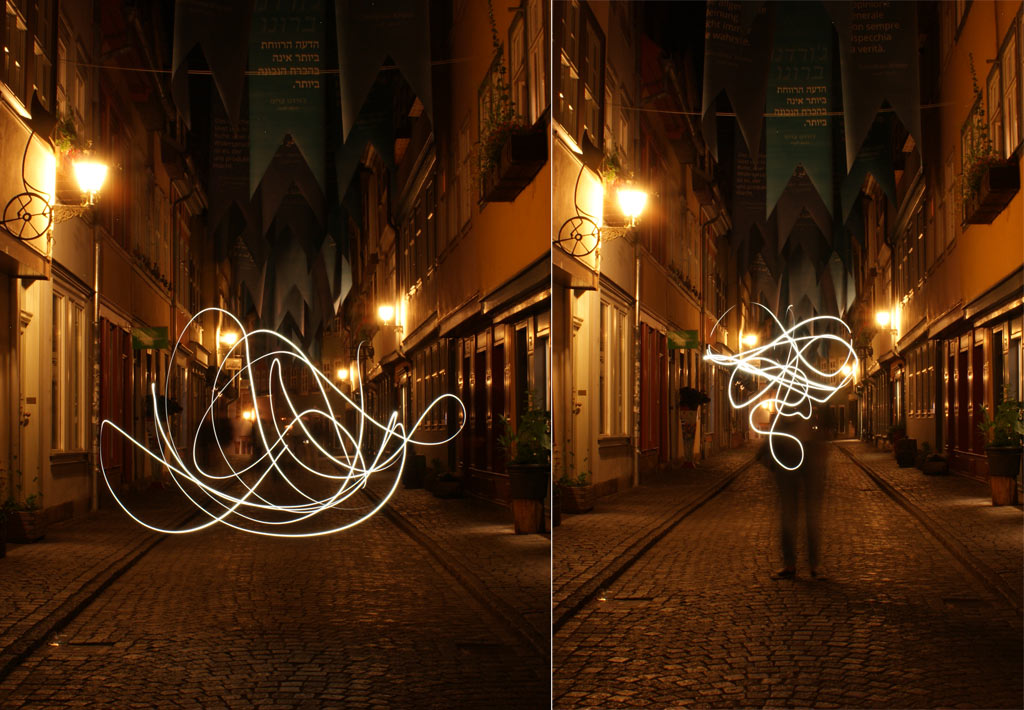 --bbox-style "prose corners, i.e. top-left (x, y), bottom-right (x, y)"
top-left (771, 567), bottom-right (796, 580)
